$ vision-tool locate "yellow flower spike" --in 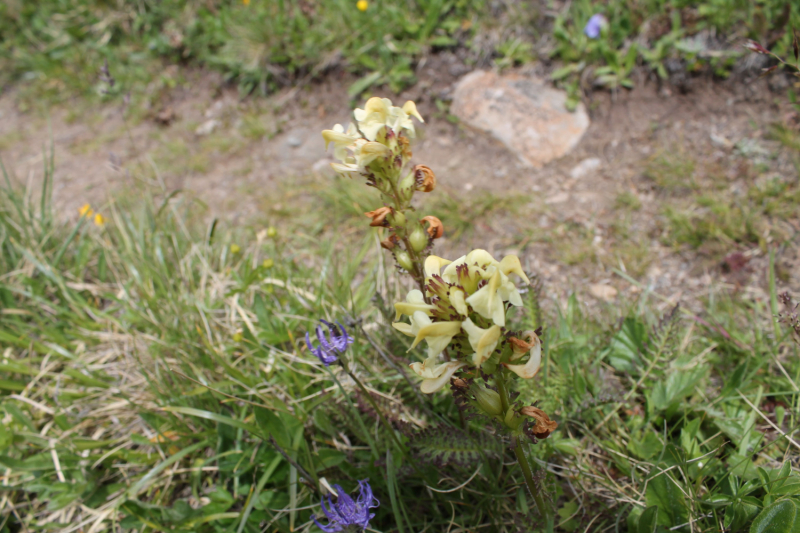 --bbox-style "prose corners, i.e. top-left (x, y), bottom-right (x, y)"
top-left (79, 204), bottom-right (93, 218)
top-left (503, 331), bottom-right (543, 379)
top-left (423, 255), bottom-right (452, 279)
top-left (393, 289), bottom-right (435, 321)
top-left (461, 318), bottom-right (501, 366)
top-left (409, 360), bottom-right (467, 394)
top-left (499, 255), bottom-right (531, 285)
top-left (465, 270), bottom-right (505, 326)
top-left (402, 101), bottom-right (424, 123)
top-left (356, 0), bottom-right (368, 11)
top-left (230, 244), bottom-right (241, 254)
top-left (93, 213), bottom-right (105, 227)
